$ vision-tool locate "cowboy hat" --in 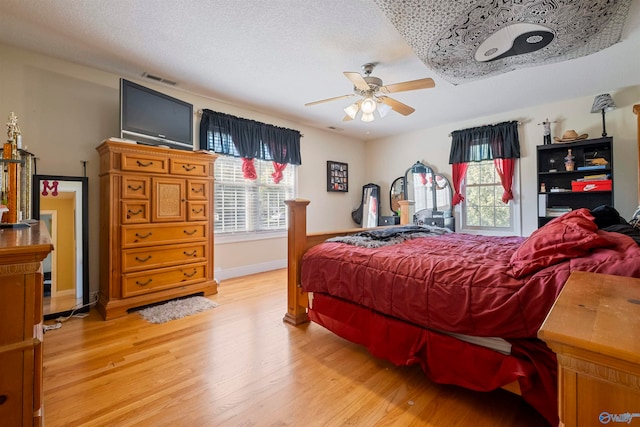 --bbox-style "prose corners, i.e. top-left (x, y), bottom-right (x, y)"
top-left (553, 130), bottom-right (588, 143)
